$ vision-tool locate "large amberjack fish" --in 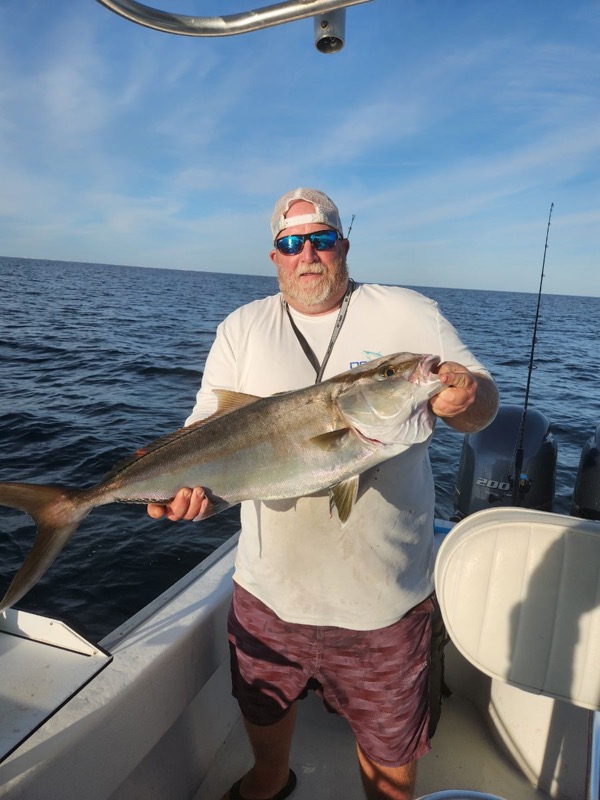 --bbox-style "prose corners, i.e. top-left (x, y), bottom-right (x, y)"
top-left (0, 352), bottom-right (443, 610)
